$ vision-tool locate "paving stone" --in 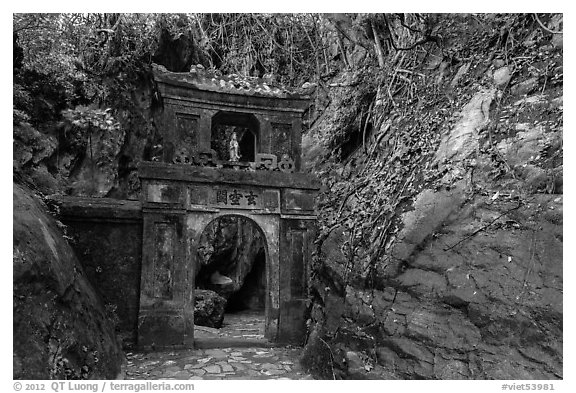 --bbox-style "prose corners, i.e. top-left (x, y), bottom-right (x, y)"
top-left (173, 371), bottom-right (191, 379)
top-left (205, 349), bottom-right (228, 358)
top-left (246, 369), bottom-right (261, 377)
top-left (262, 369), bottom-right (286, 376)
top-left (182, 356), bottom-right (203, 363)
top-left (204, 365), bottom-right (222, 374)
top-left (221, 364), bottom-right (234, 372)
top-left (230, 362), bottom-right (247, 371)
top-left (192, 369), bottom-right (206, 376)
top-left (261, 363), bottom-right (280, 370)
top-left (163, 366), bottom-right (181, 373)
